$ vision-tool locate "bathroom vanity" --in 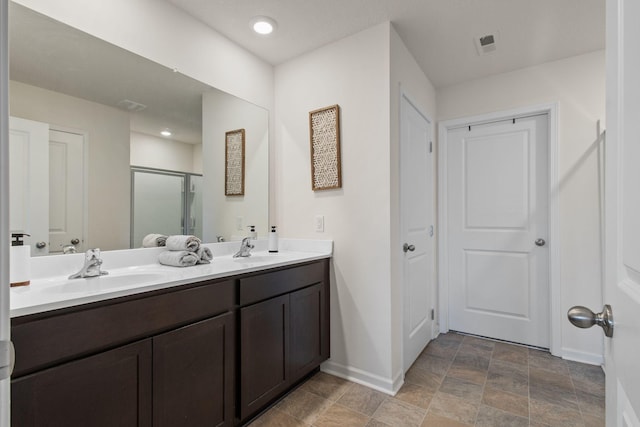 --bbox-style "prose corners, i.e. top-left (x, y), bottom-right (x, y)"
top-left (9, 241), bottom-right (331, 426)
